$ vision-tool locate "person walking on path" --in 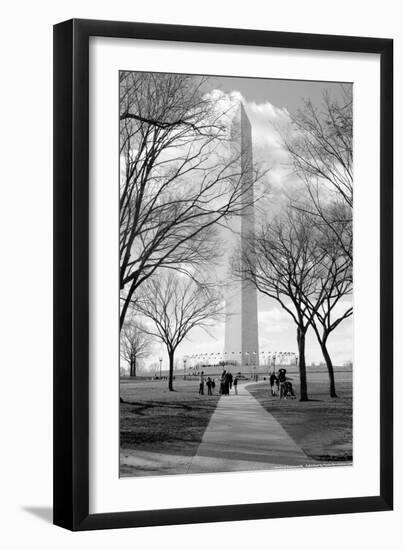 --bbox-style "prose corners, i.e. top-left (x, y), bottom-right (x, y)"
top-left (228, 372), bottom-right (233, 391)
top-left (278, 369), bottom-right (287, 398)
top-left (220, 370), bottom-right (226, 395)
top-left (199, 371), bottom-right (205, 395)
top-left (233, 376), bottom-right (238, 395)
top-left (224, 372), bottom-right (231, 395)
top-left (278, 368), bottom-right (295, 399)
